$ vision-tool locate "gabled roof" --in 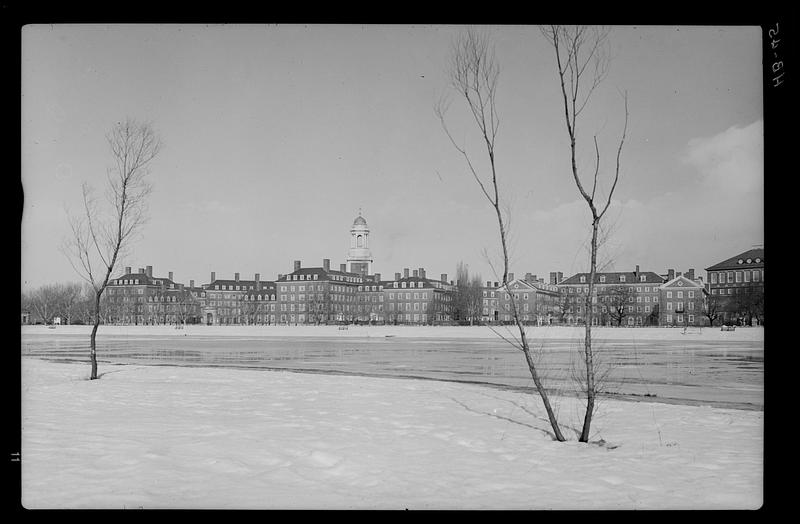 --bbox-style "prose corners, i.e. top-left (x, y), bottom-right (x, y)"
top-left (660, 275), bottom-right (706, 289)
top-left (559, 271), bottom-right (664, 285)
top-left (705, 248), bottom-right (764, 271)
